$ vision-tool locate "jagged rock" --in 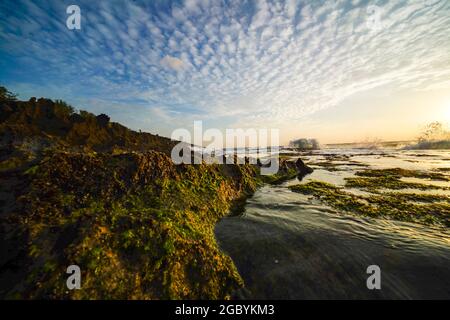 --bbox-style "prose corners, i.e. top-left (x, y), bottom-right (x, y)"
top-left (296, 157), bottom-right (313, 179)
top-left (257, 158), bottom-right (262, 167)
